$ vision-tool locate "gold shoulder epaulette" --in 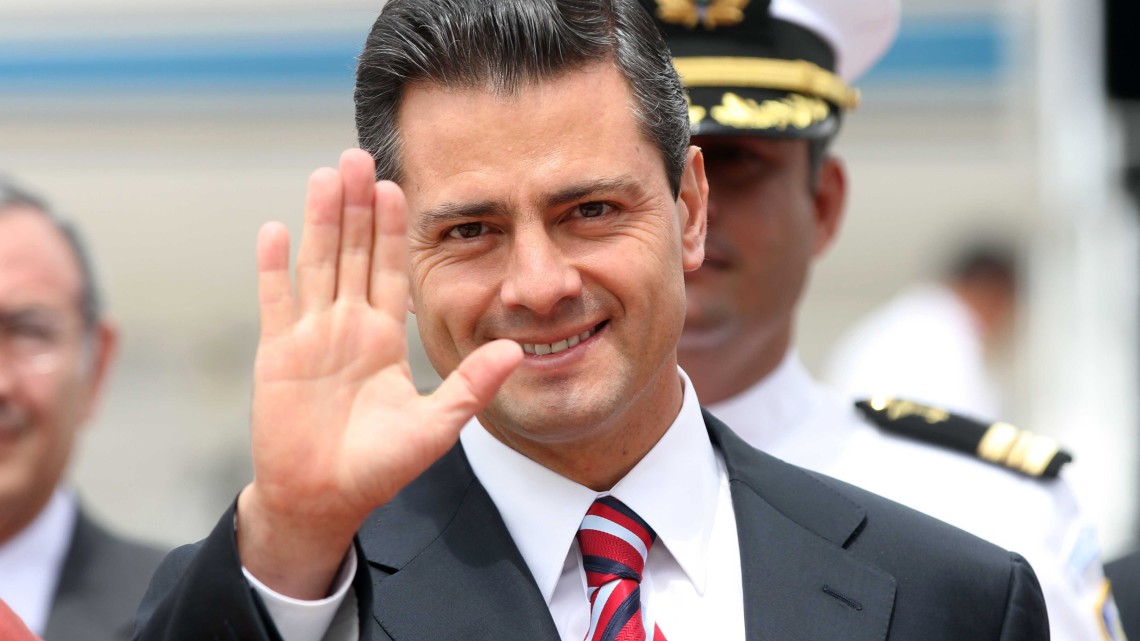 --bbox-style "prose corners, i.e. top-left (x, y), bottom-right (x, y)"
top-left (854, 397), bottom-right (1073, 479)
